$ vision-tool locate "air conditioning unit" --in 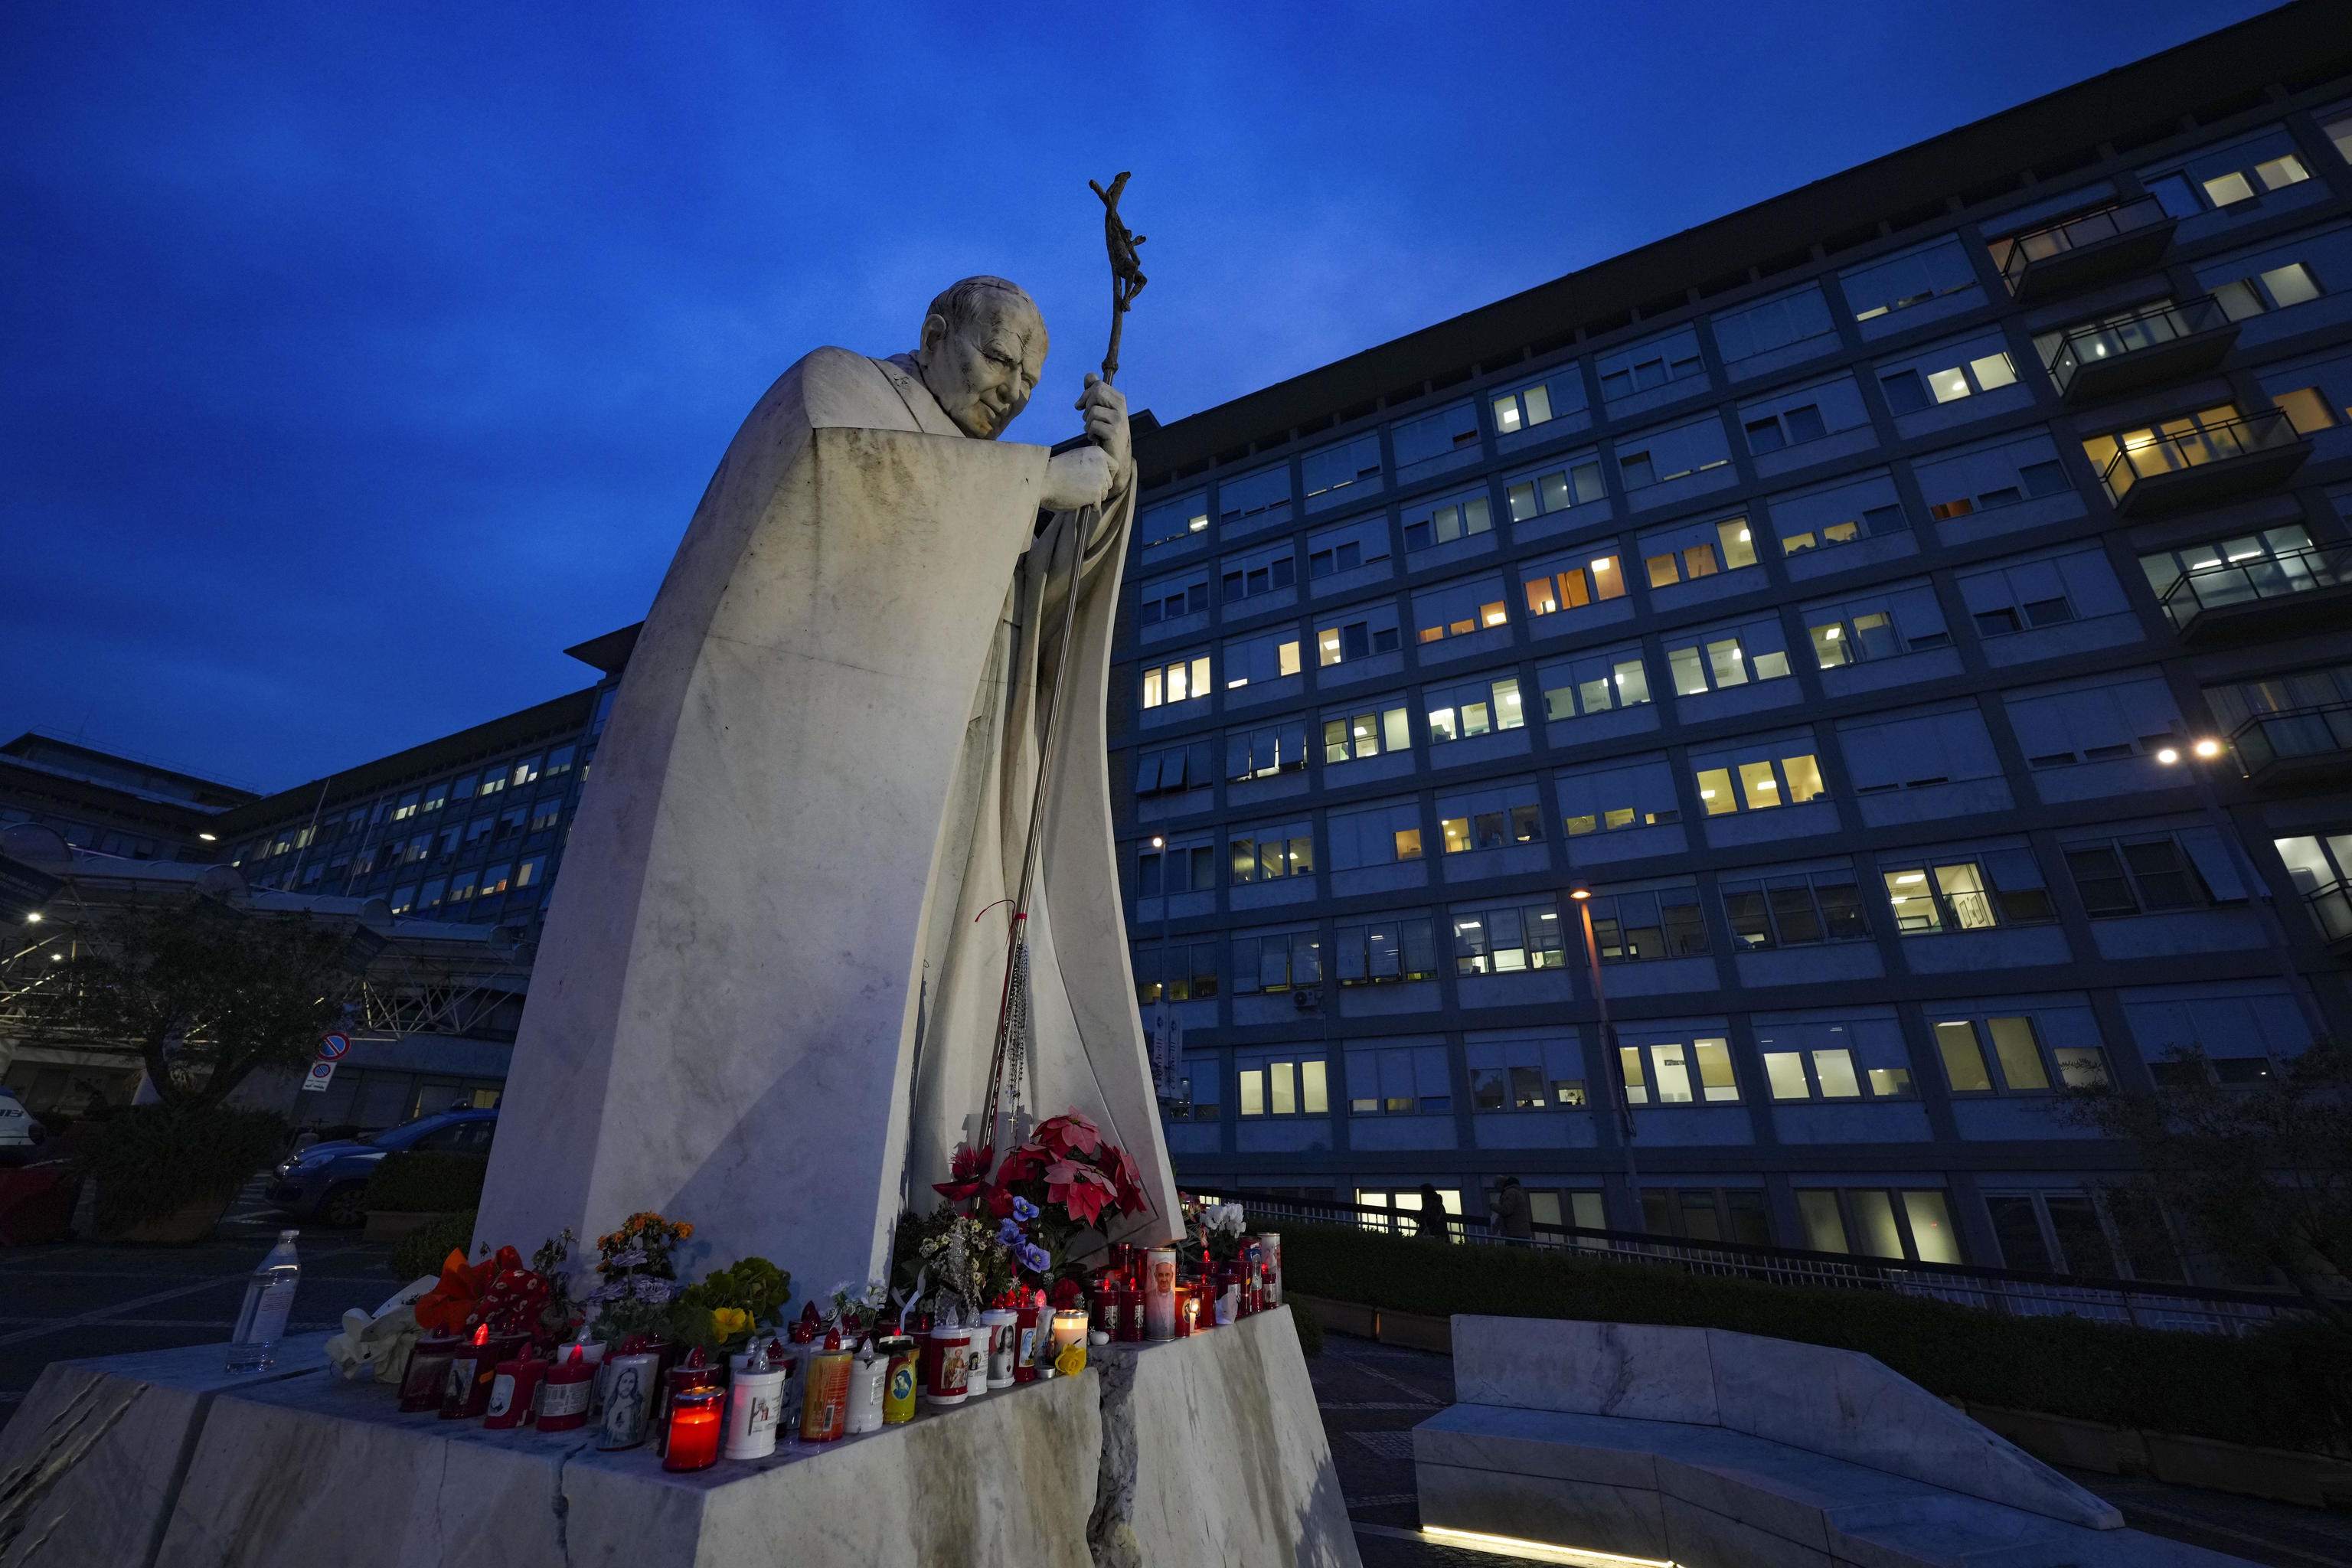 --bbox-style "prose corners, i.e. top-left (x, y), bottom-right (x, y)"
top-left (1292, 986), bottom-right (1323, 1011)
